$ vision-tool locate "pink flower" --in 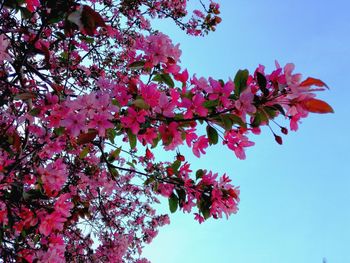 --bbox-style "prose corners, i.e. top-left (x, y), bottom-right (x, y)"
top-left (140, 83), bottom-right (161, 107)
top-left (174, 69), bottom-right (189, 84)
top-left (185, 128), bottom-right (198, 147)
top-left (192, 135), bottom-right (209, 157)
top-left (60, 112), bottom-right (86, 137)
top-left (208, 78), bottom-right (234, 108)
top-left (39, 212), bottom-right (66, 236)
top-left (0, 34), bottom-right (12, 64)
top-left (25, 0), bottom-right (40, 12)
top-left (138, 128), bottom-right (158, 146)
top-left (154, 92), bottom-right (177, 118)
top-left (121, 108), bottom-right (147, 134)
top-left (136, 33), bottom-right (181, 66)
top-left (54, 193), bottom-right (73, 218)
top-left (0, 201), bottom-right (8, 225)
top-left (194, 213), bottom-right (205, 224)
top-left (284, 63), bottom-right (302, 86)
top-left (181, 94), bottom-right (208, 119)
top-left (157, 183), bottom-right (174, 198)
top-left (224, 129), bottom-right (254, 160)
top-left (88, 113), bottom-right (113, 137)
top-left (40, 235), bottom-right (66, 262)
top-left (235, 87), bottom-right (256, 117)
top-left (158, 122), bottom-right (183, 150)
top-left (38, 159), bottom-right (68, 196)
